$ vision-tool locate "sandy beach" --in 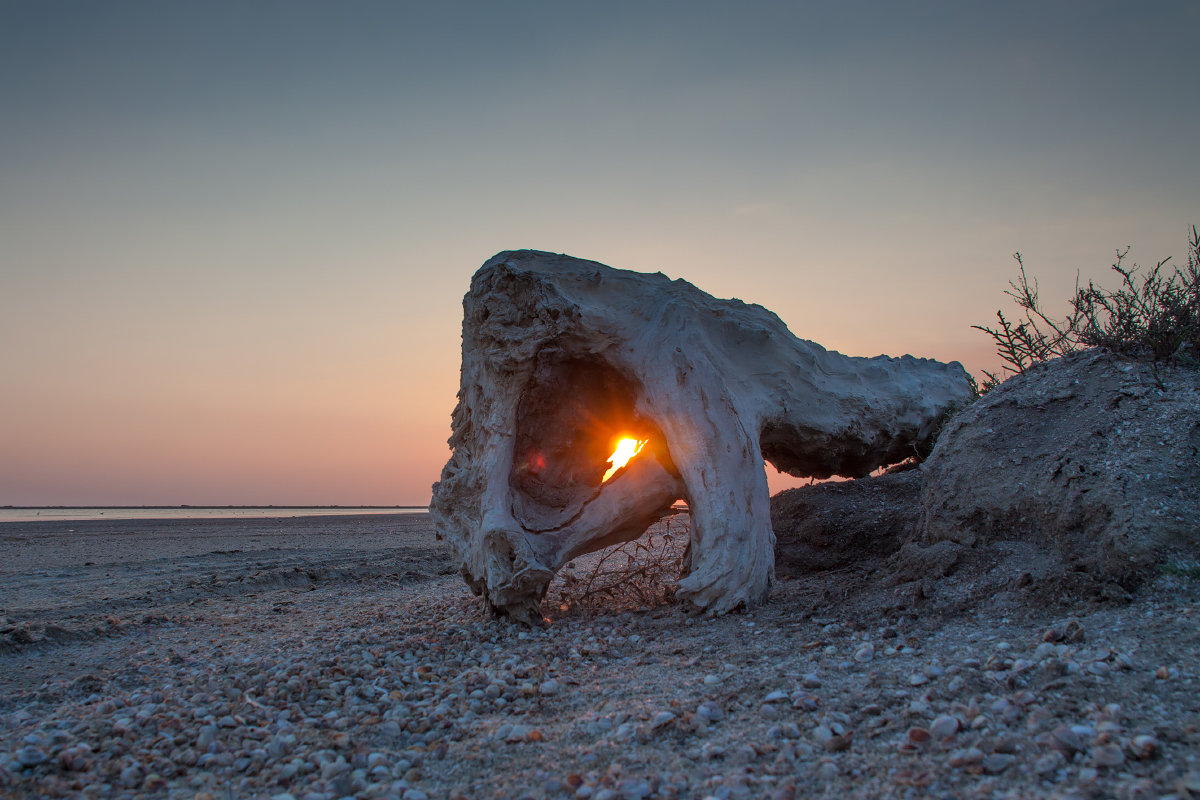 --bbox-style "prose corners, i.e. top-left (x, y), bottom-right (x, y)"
top-left (3, 513), bottom-right (1199, 799)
